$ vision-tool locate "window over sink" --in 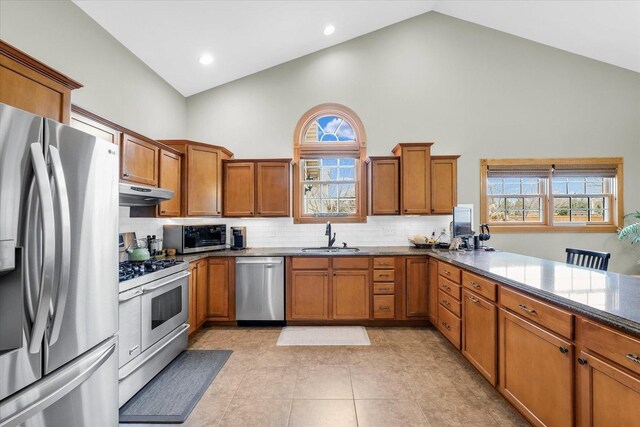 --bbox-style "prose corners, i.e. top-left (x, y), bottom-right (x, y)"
top-left (293, 103), bottom-right (367, 223)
